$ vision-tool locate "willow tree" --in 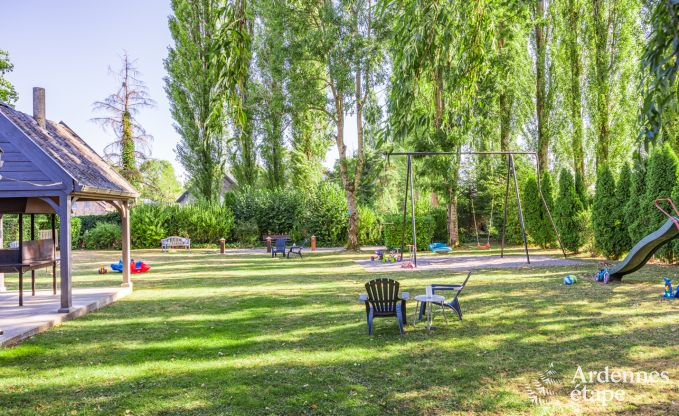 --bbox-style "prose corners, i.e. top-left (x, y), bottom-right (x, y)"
top-left (282, 1), bottom-right (332, 191)
top-left (285, 0), bottom-right (383, 250)
top-left (165, 0), bottom-right (251, 201)
top-left (92, 53), bottom-right (155, 186)
top-left (387, 0), bottom-right (495, 246)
